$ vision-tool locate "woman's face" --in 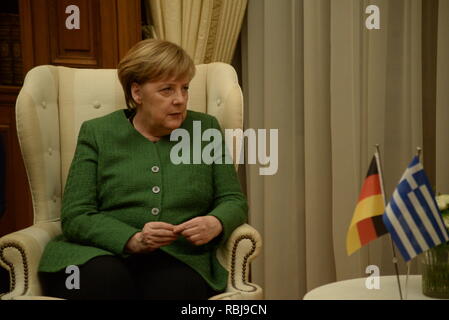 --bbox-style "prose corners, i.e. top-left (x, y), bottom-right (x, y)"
top-left (131, 76), bottom-right (190, 135)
